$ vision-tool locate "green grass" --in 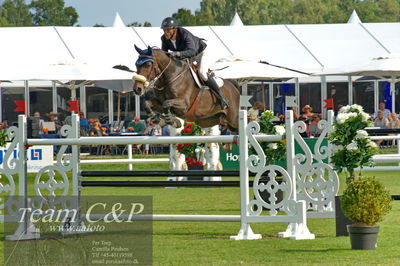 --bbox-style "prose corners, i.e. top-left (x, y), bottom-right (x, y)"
top-left (1, 160), bottom-right (400, 265)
